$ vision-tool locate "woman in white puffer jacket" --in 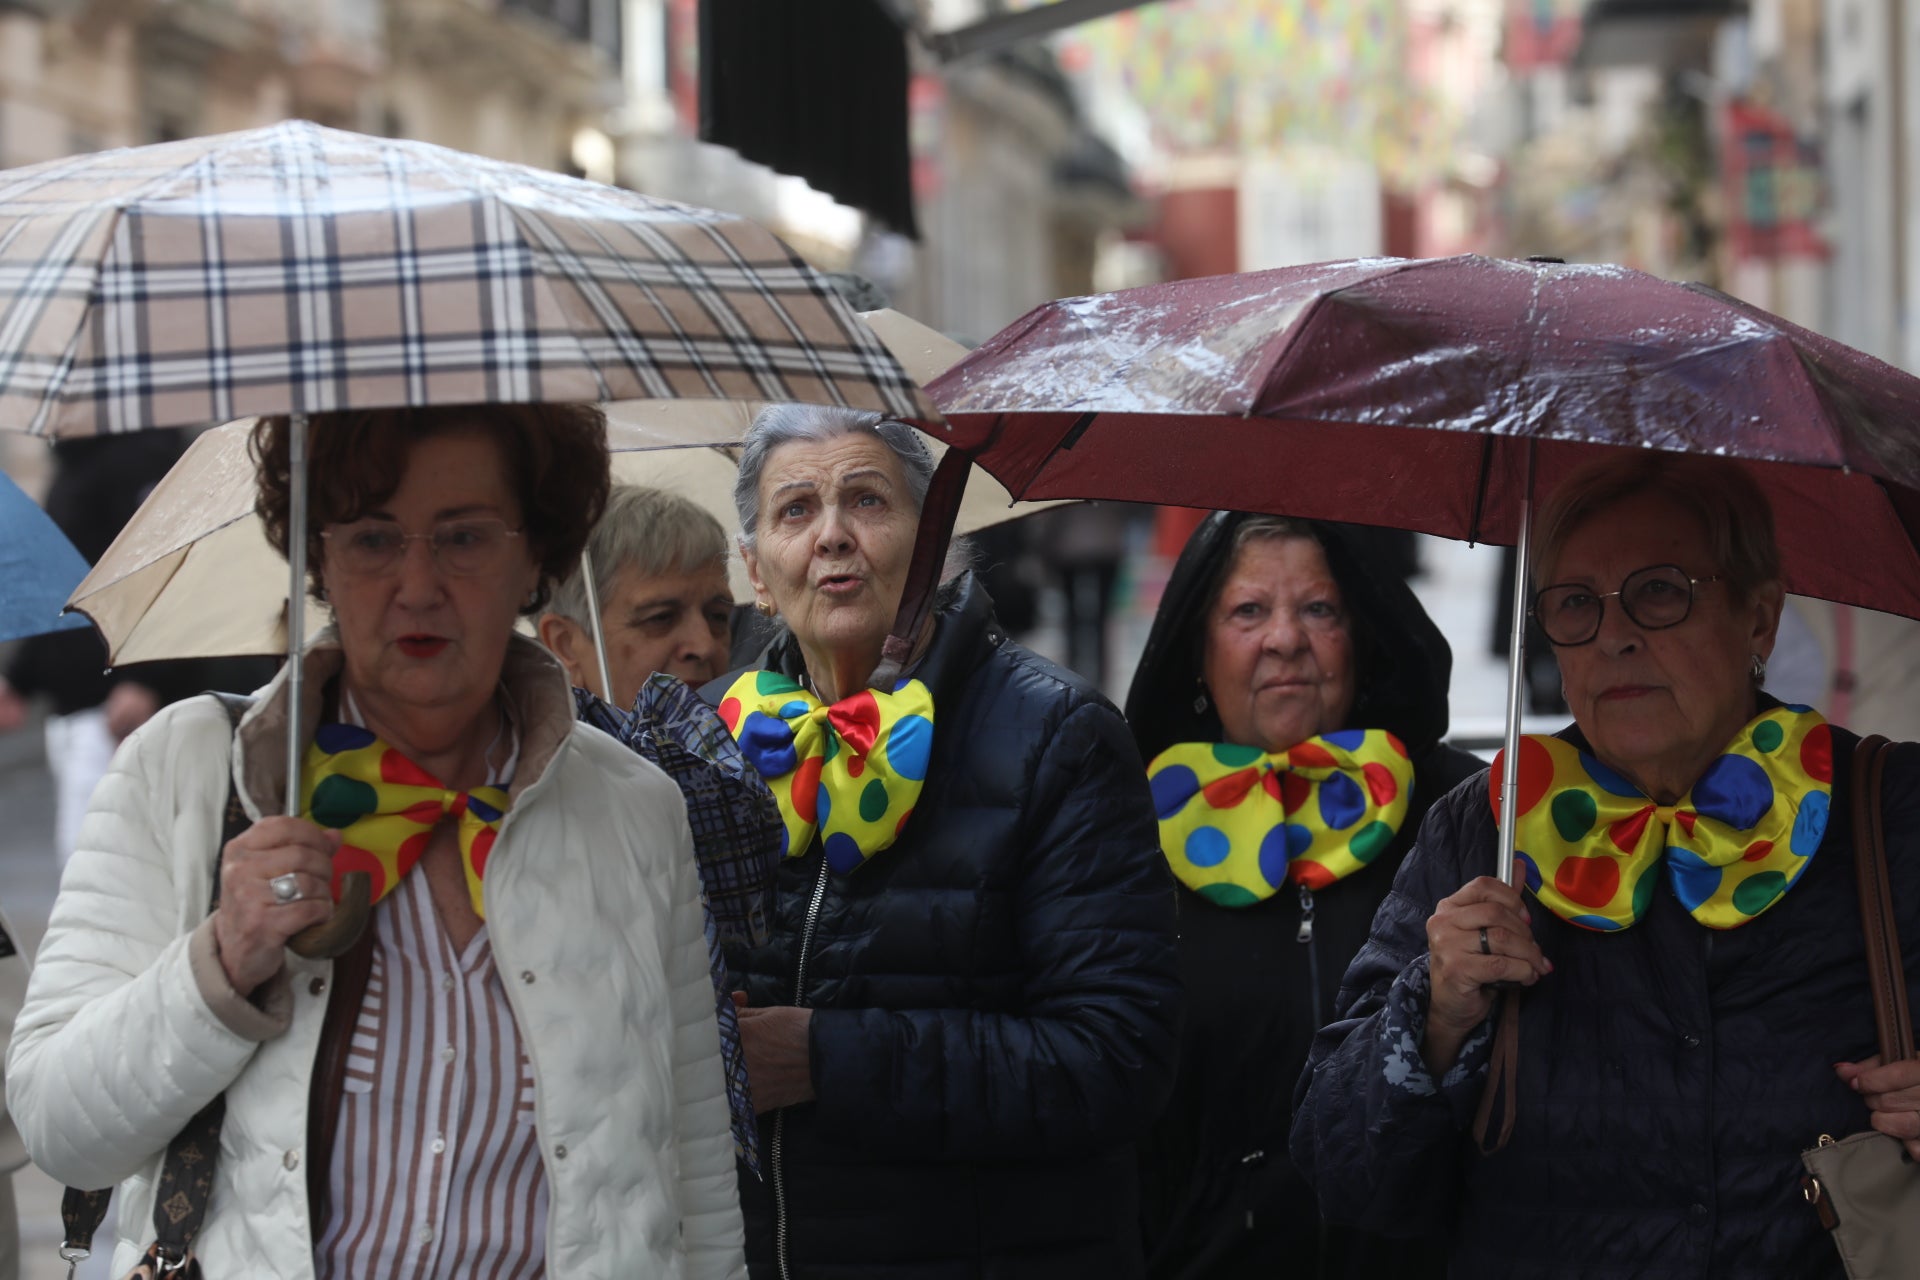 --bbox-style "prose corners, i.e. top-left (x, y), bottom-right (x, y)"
top-left (7, 404), bottom-right (745, 1280)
